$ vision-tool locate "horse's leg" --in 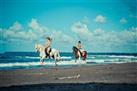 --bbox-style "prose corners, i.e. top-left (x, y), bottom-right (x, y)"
top-left (77, 51), bottom-right (81, 60)
top-left (40, 56), bottom-right (43, 62)
top-left (75, 60), bottom-right (77, 63)
top-left (57, 51), bottom-right (61, 61)
top-left (55, 59), bottom-right (57, 66)
top-left (74, 52), bottom-right (77, 63)
top-left (55, 60), bottom-right (57, 66)
top-left (54, 54), bottom-right (58, 66)
top-left (40, 56), bottom-right (45, 65)
top-left (40, 58), bottom-right (43, 65)
top-left (75, 55), bottom-right (77, 62)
